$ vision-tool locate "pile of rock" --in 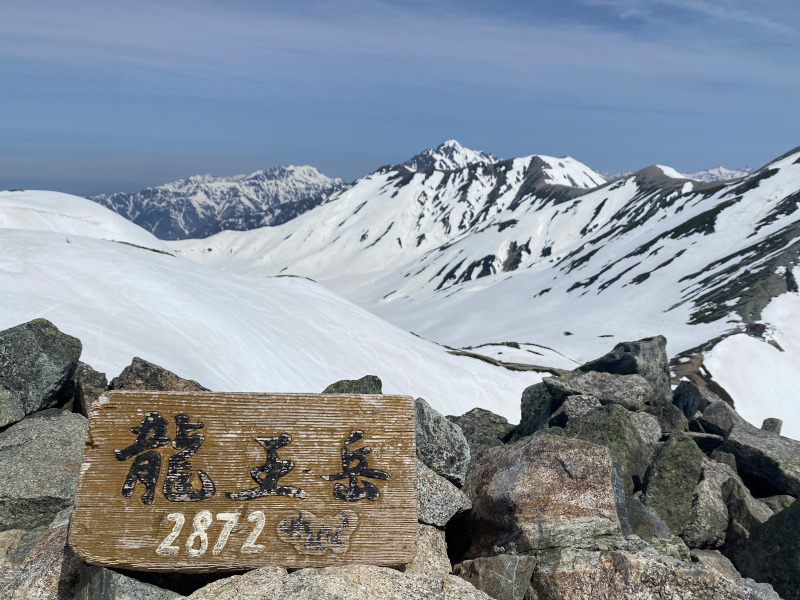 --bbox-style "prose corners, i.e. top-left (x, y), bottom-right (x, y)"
top-left (1, 320), bottom-right (798, 599)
